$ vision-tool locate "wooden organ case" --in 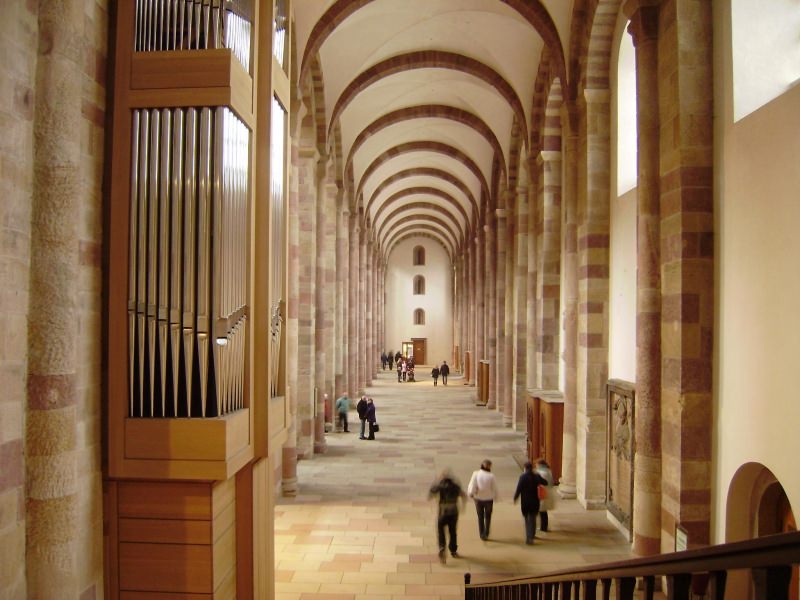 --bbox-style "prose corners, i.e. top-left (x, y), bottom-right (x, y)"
top-left (104, 1), bottom-right (290, 598)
